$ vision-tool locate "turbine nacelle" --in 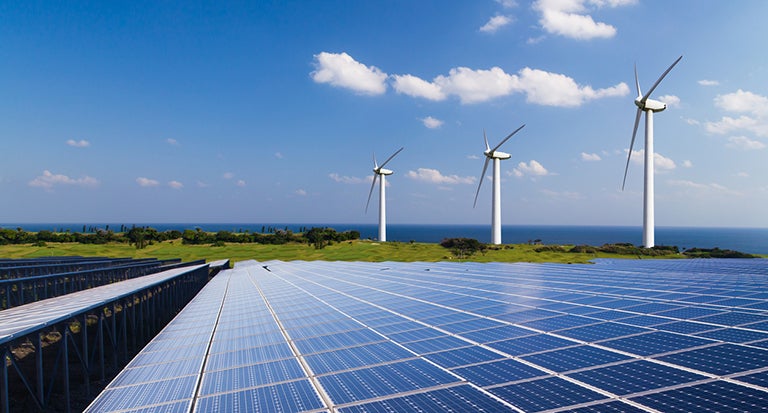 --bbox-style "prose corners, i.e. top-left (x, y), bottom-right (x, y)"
top-left (484, 150), bottom-right (511, 160)
top-left (635, 97), bottom-right (667, 112)
top-left (375, 168), bottom-right (394, 176)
